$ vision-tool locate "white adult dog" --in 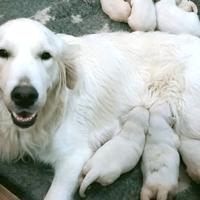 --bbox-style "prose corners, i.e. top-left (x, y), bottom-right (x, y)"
top-left (0, 18), bottom-right (200, 200)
